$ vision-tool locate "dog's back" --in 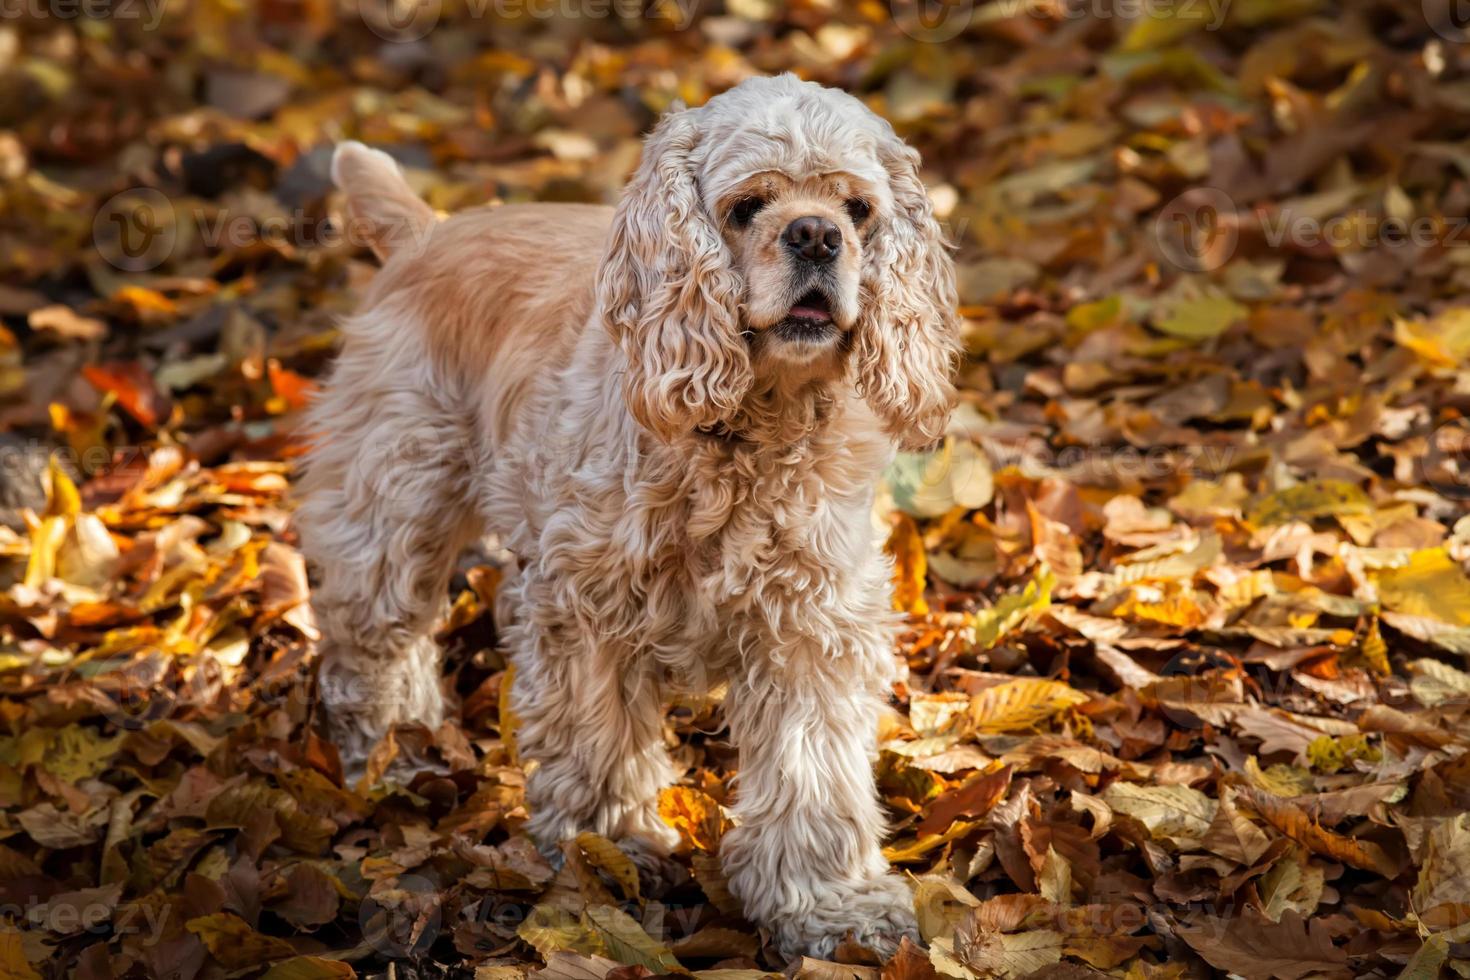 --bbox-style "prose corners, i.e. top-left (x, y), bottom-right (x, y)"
top-left (330, 142), bottom-right (613, 442)
top-left (298, 148), bottom-right (619, 771)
